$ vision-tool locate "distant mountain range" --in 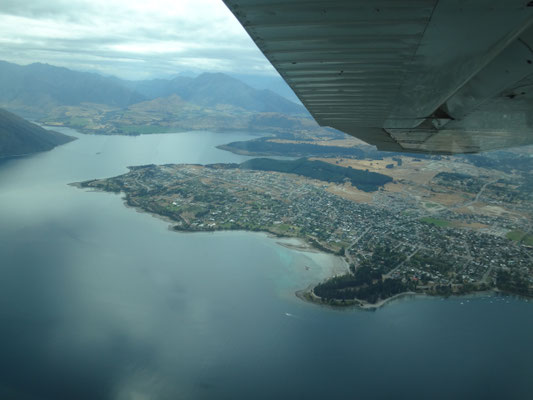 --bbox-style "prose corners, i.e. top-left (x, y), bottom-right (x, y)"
top-left (128, 70), bottom-right (301, 103)
top-left (0, 61), bottom-right (145, 117)
top-left (0, 60), bottom-right (321, 136)
top-left (123, 73), bottom-right (304, 114)
top-left (0, 108), bottom-right (75, 158)
top-left (0, 61), bottom-right (306, 121)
